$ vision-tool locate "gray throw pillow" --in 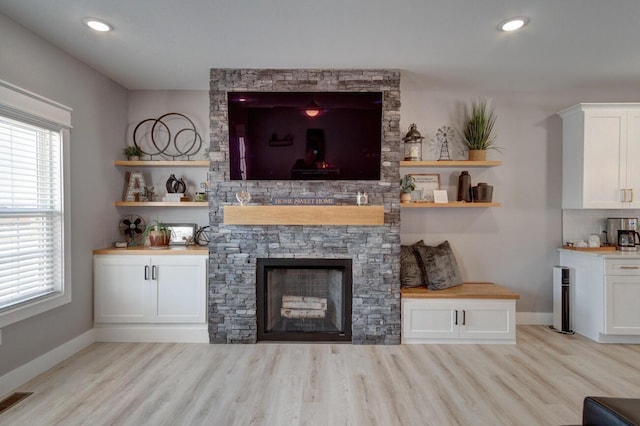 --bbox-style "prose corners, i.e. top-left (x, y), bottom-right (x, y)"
top-left (400, 240), bottom-right (426, 288)
top-left (414, 241), bottom-right (463, 290)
